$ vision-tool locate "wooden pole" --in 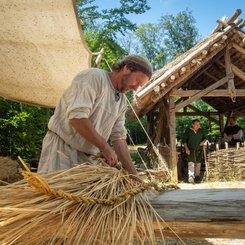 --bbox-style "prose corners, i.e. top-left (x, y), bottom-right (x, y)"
top-left (169, 95), bottom-right (178, 180)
